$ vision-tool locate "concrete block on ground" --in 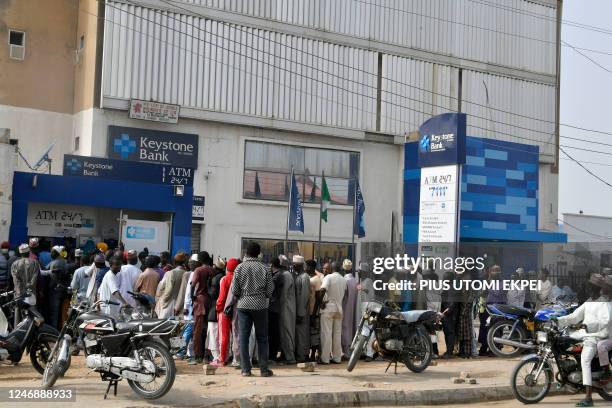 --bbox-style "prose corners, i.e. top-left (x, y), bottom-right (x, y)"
top-left (459, 371), bottom-right (471, 379)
